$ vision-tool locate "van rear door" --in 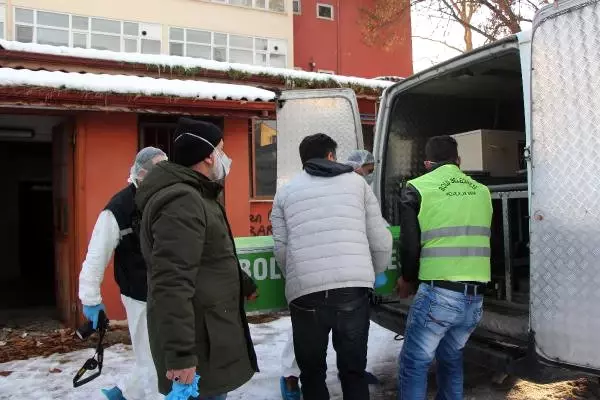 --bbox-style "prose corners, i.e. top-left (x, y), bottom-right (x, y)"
top-left (529, 0), bottom-right (600, 373)
top-left (276, 89), bottom-right (363, 186)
